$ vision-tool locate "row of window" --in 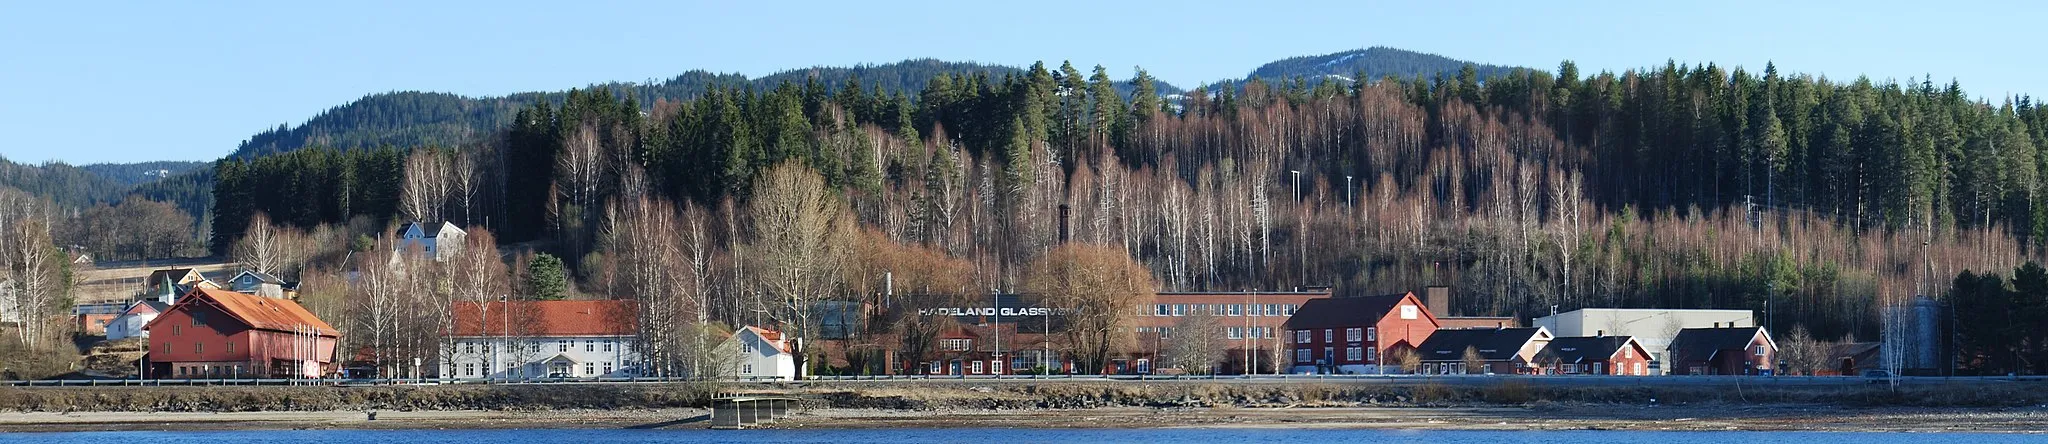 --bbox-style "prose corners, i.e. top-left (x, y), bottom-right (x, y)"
top-left (459, 339), bottom-right (617, 354)
top-left (925, 359), bottom-right (1009, 375)
top-left (157, 341), bottom-right (236, 355)
top-left (455, 361), bottom-right (616, 377)
top-left (1134, 326), bottom-right (1274, 339)
top-left (1292, 327), bottom-right (1377, 344)
top-left (1293, 346), bottom-right (1380, 364)
top-left (1151, 303), bottom-right (1298, 317)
